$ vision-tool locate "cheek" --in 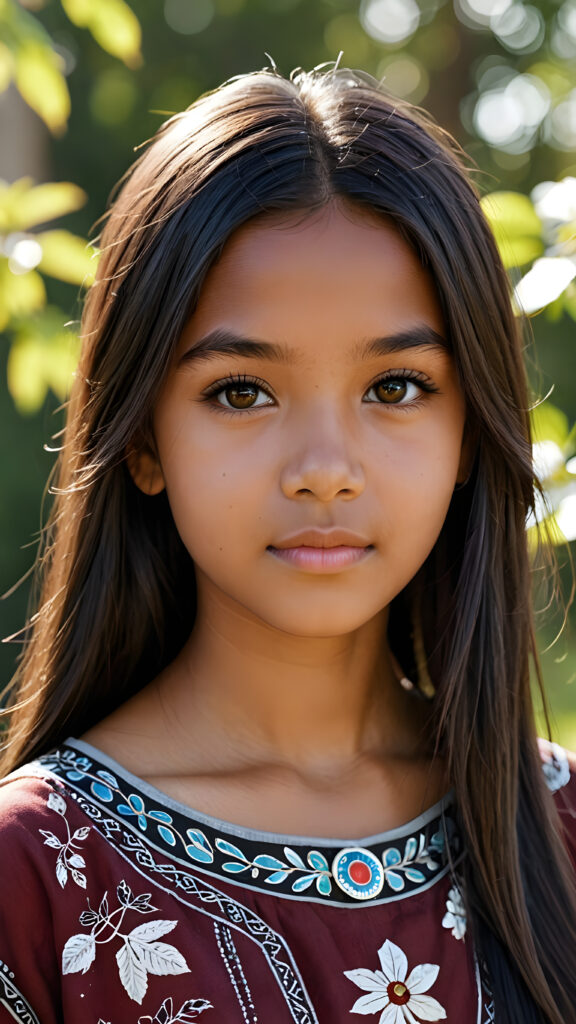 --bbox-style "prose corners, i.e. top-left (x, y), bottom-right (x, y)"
top-left (158, 433), bottom-right (266, 564)
top-left (373, 419), bottom-right (463, 533)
